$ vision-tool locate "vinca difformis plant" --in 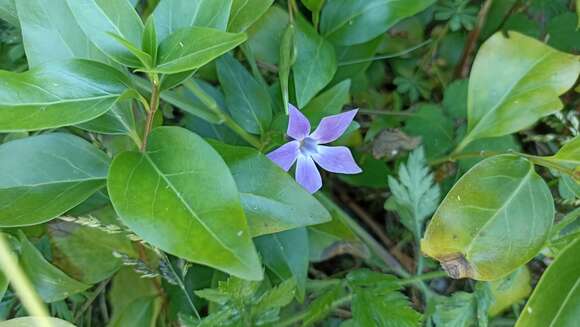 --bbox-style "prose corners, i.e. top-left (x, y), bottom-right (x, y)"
top-left (0, 0), bottom-right (578, 326)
